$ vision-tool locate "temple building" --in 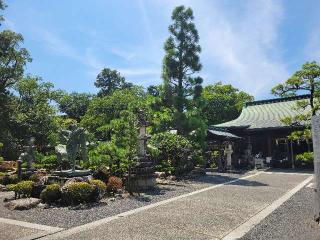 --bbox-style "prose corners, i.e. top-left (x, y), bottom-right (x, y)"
top-left (207, 94), bottom-right (312, 168)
